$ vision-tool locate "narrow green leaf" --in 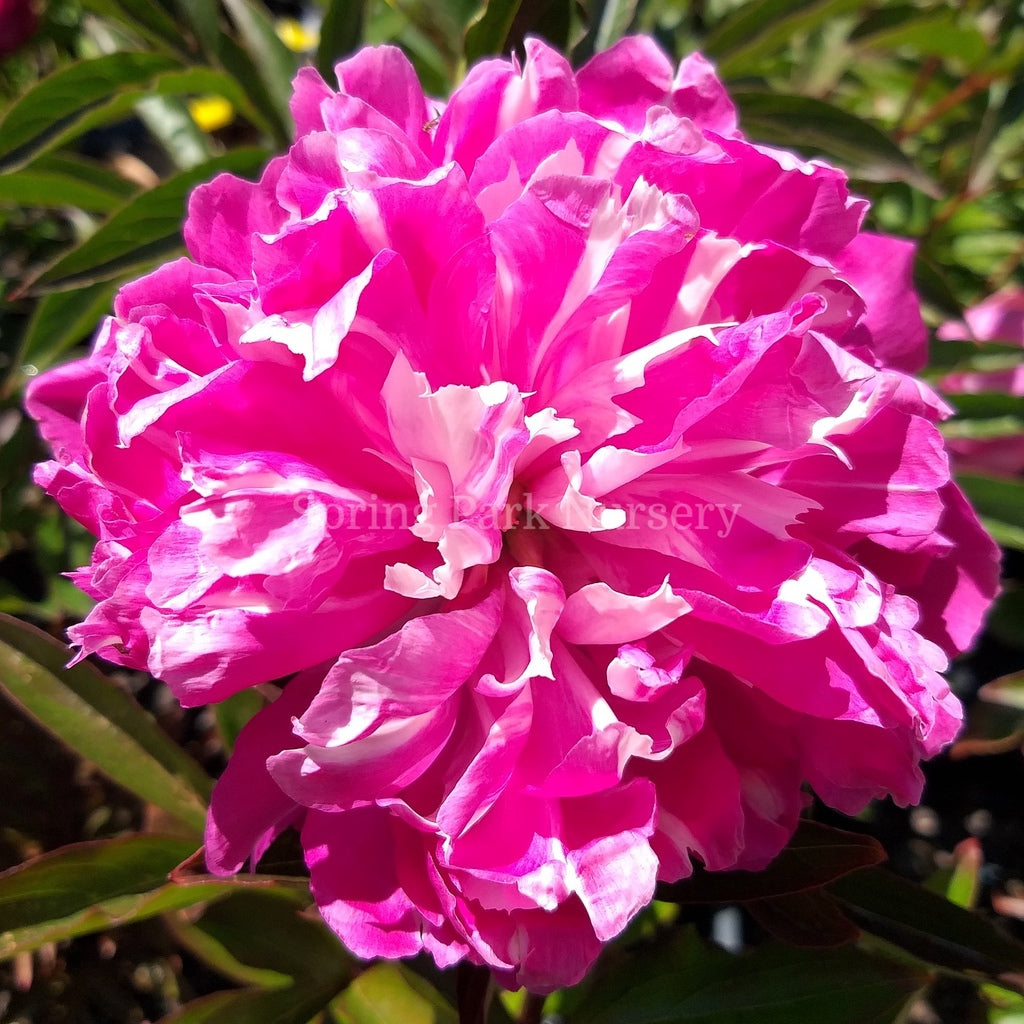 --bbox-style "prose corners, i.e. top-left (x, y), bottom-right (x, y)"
top-left (942, 416), bottom-right (1024, 441)
top-left (0, 835), bottom-right (239, 958)
top-left (947, 394), bottom-right (1024, 421)
top-left (221, 0), bottom-right (297, 137)
top-left (0, 62), bottom-right (276, 172)
top-left (214, 688), bottom-right (265, 757)
top-left (0, 614), bottom-right (211, 833)
top-left (945, 838), bottom-right (983, 911)
top-left (0, 53), bottom-right (182, 172)
top-left (27, 153), bottom-right (137, 201)
top-left (980, 517), bottom-right (1024, 553)
top-left (160, 891), bottom-right (352, 1024)
top-left (0, 166), bottom-right (114, 210)
top-left (0, 153), bottom-right (136, 212)
top-left (6, 280), bottom-right (117, 392)
top-left (0, 835), bottom-right (195, 932)
top-left (941, 394), bottom-right (1024, 441)
top-left (957, 473), bottom-right (1024, 533)
top-left (660, 820), bottom-right (886, 904)
top-left (136, 94), bottom-right (212, 170)
top-left (379, 0), bottom-right (472, 72)
top-left (79, 0), bottom-right (193, 57)
top-left (747, 889), bottom-right (861, 948)
top-left (914, 257), bottom-right (967, 325)
top-left (979, 671), bottom-right (1024, 712)
top-left (572, 928), bottom-right (925, 1024)
top-left (733, 91), bottom-right (941, 197)
top-left (145, 65), bottom-right (280, 144)
top-left (593, 0), bottom-right (639, 53)
top-left (218, 35), bottom-right (293, 147)
top-left (332, 962), bottom-right (457, 1024)
top-left (852, 9), bottom-right (988, 65)
top-left (169, 916), bottom-right (293, 989)
top-left (318, 0), bottom-right (367, 75)
top-left (464, 0), bottom-right (523, 65)
top-left (24, 147), bottom-right (271, 293)
top-left (703, 0), bottom-right (863, 76)
top-left (507, 0), bottom-right (574, 53)
top-left (929, 340), bottom-right (1024, 375)
top-left (830, 867), bottom-right (1024, 984)
top-left (987, 588), bottom-right (1024, 651)
top-left (173, 0), bottom-right (224, 57)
